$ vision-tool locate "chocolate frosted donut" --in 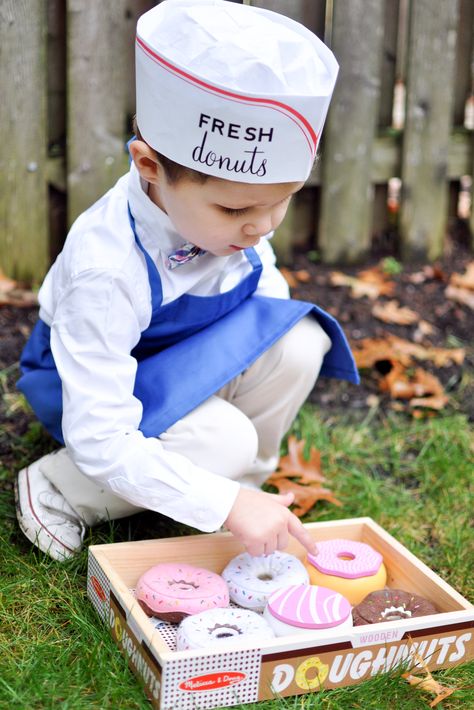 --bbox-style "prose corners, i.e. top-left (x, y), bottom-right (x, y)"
top-left (352, 589), bottom-right (438, 625)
